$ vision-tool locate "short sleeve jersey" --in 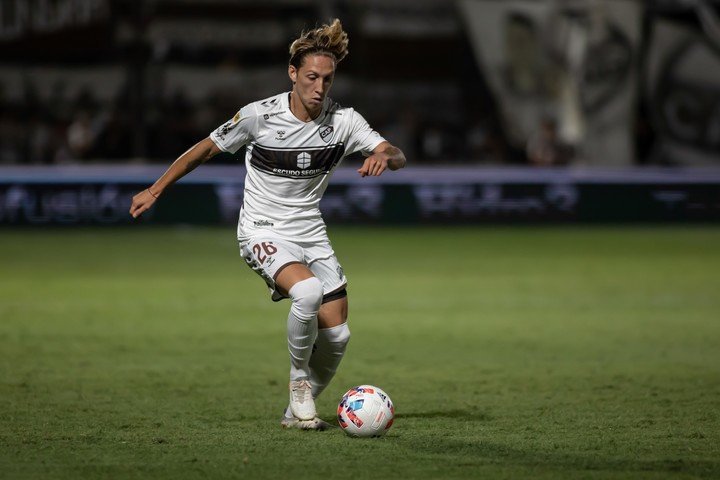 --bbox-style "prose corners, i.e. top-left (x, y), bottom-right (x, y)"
top-left (210, 92), bottom-right (386, 242)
